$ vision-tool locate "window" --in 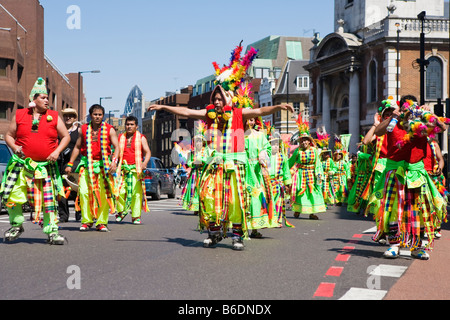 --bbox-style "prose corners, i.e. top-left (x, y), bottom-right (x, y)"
top-left (0, 59), bottom-right (8, 77)
top-left (293, 102), bottom-right (300, 114)
top-left (0, 102), bottom-right (11, 119)
top-left (286, 41), bottom-right (303, 60)
top-left (426, 56), bottom-right (443, 100)
top-left (367, 60), bottom-right (377, 102)
top-left (296, 76), bottom-right (309, 90)
top-left (254, 67), bottom-right (270, 79)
